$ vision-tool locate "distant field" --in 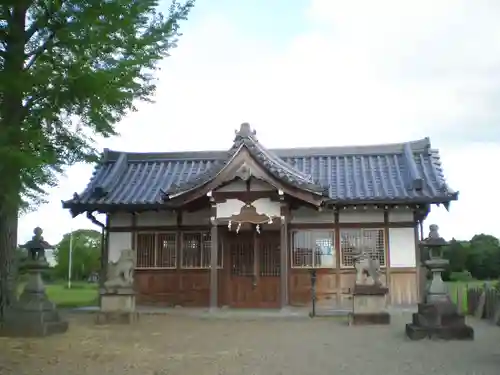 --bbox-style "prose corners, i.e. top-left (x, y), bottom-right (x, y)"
top-left (18, 281), bottom-right (98, 308)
